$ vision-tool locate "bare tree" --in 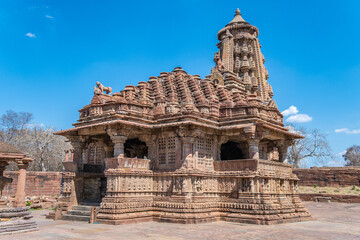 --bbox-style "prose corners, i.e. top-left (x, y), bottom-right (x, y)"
top-left (0, 110), bottom-right (32, 142)
top-left (286, 126), bottom-right (334, 168)
top-left (0, 110), bottom-right (71, 171)
top-left (343, 145), bottom-right (360, 166)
